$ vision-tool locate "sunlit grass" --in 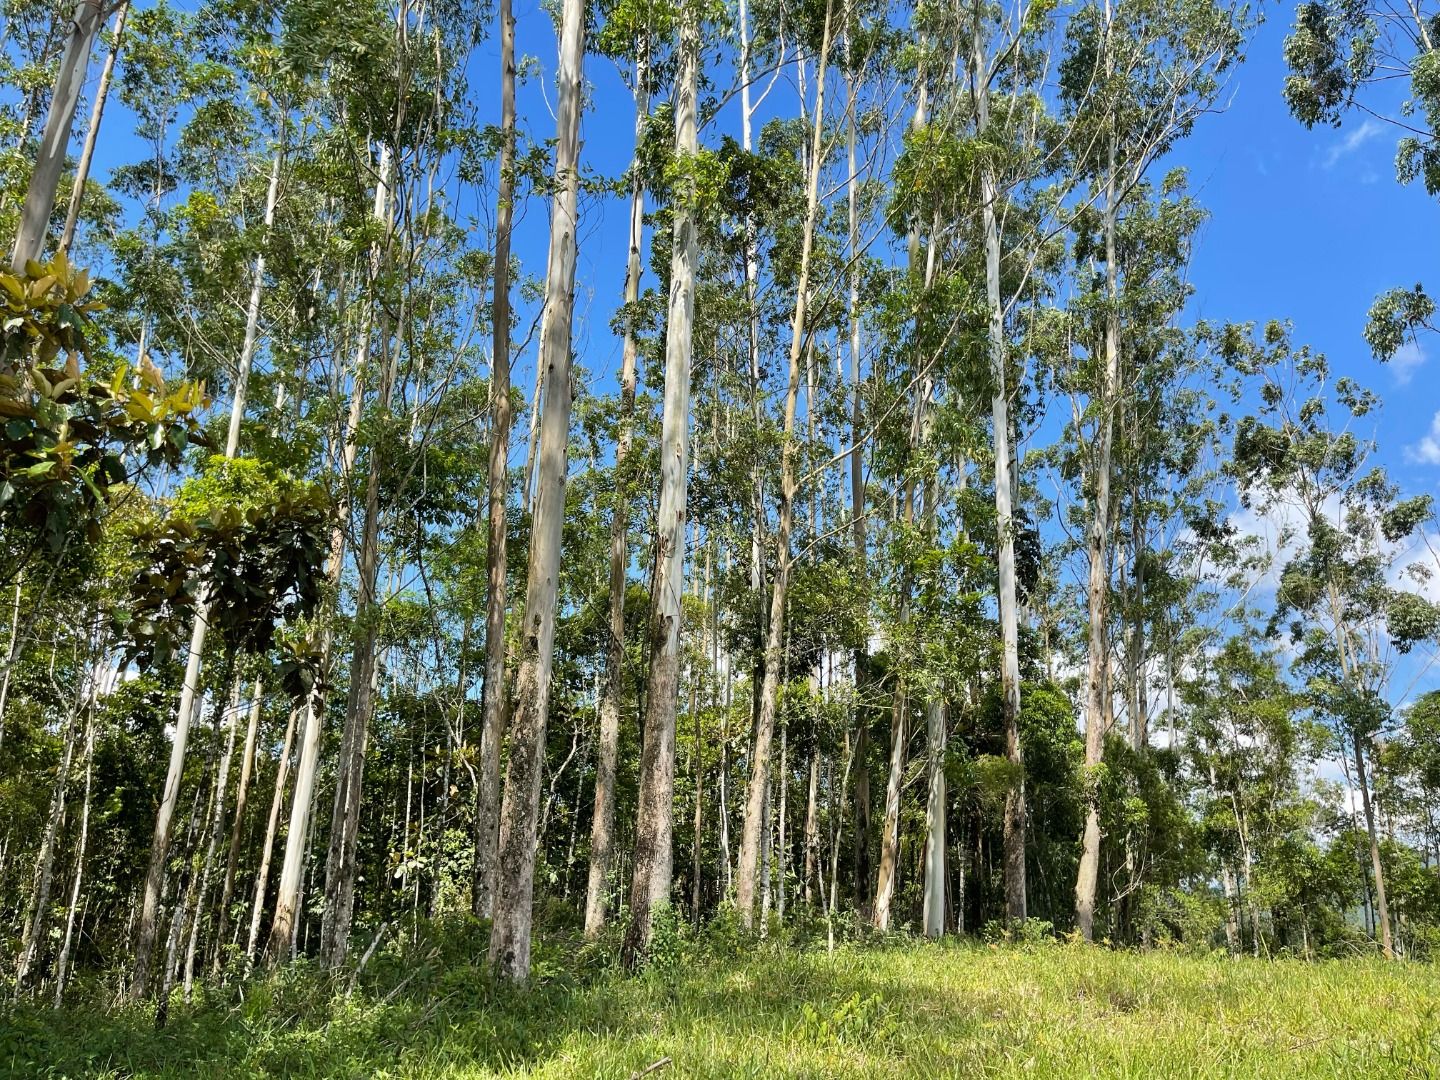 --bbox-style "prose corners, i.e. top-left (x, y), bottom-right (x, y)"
top-left (6, 933), bottom-right (1439, 1078)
